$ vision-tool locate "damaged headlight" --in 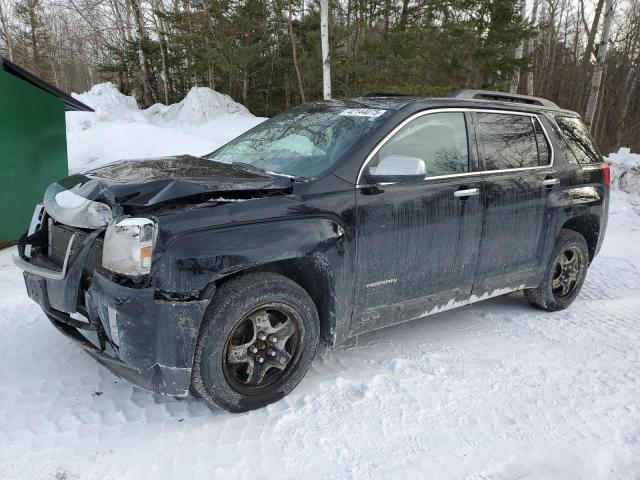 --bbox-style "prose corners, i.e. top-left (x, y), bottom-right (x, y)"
top-left (43, 182), bottom-right (113, 229)
top-left (102, 218), bottom-right (157, 276)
